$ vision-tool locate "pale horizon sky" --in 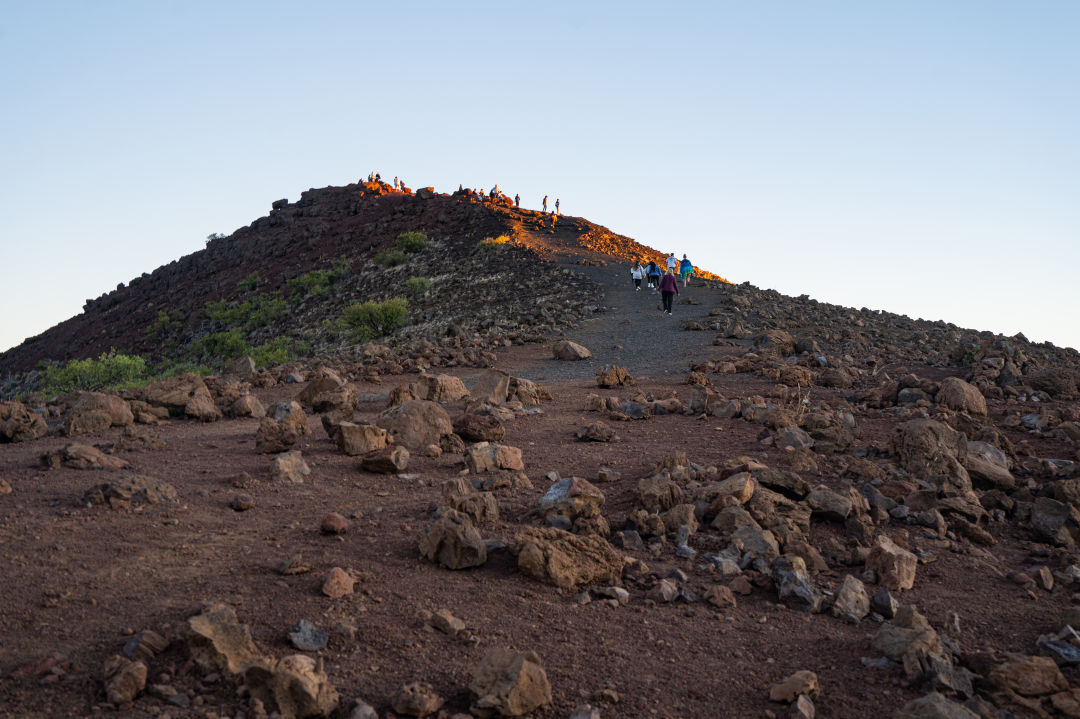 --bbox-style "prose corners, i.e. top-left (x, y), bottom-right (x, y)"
top-left (2, 1), bottom-right (1078, 359)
